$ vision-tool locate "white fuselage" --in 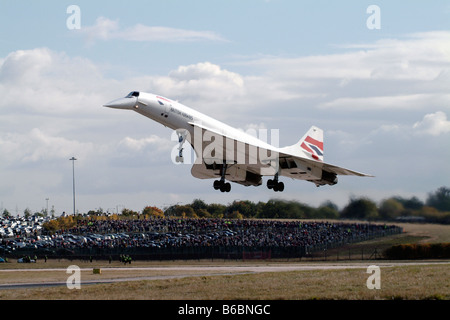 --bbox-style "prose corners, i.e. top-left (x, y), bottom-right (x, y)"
top-left (104, 91), bottom-right (371, 191)
top-left (112, 91), bottom-right (278, 153)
